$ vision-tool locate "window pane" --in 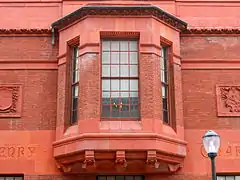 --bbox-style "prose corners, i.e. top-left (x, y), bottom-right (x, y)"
top-left (163, 110), bottom-right (168, 123)
top-left (120, 105), bottom-right (129, 117)
top-left (130, 93), bottom-right (138, 104)
top-left (130, 52), bottom-right (138, 64)
top-left (102, 96), bottom-right (110, 105)
top-left (72, 109), bottom-right (77, 123)
top-left (226, 177), bottom-right (235, 180)
top-left (217, 177), bottom-right (226, 180)
top-left (120, 52), bottom-right (128, 64)
top-left (162, 85), bottom-right (167, 98)
top-left (120, 41), bottom-right (128, 51)
top-left (163, 97), bottom-right (168, 110)
top-left (130, 65), bottom-right (138, 77)
top-left (134, 176), bottom-right (144, 180)
top-left (120, 65), bottom-right (129, 77)
top-left (72, 97), bottom-right (78, 111)
top-left (126, 176), bottom-right (134, 180)
top-left (111, 80), bottom-right (119, 91)
top-left (102, 41), bottom-right (110, 51)
top-left (98, 176), bottom-right (106, 180)
top-left (116, 176), bottom-right (124, 180)
top-left (102, 65), bottom-right (110, 77)
top-left (161, 70), bottom-right (165, 82)
top-left (15, 178), bottom-right (23, 180)
top-left (6, 178), bottom-right (14, 180)
top-left (111, 92), bottom-right (119, 98)
top-left (111, 52), bottom-right (119, 64)
top-left (102, 52), bottom-right (110, 64)
top-left (112, 105), bottom-right (120, 117)
top-left (102, 80), bottom-right (110, 91)
top-left (111, 41), bottom-right (119, 51)
top-left (72, 85), bottom-right (79, 97)
top-left (130, 80), bottom-right (138, 91)
top-left (129, 41), bottom-right (138, 51)
top-left (130, 105), bottom-right (139, 117)
top-left (121, 92), bottom-right (129, 104)
top-left (111, 96), bottom-right (119, 105)
top-left (111, 65), bottom-right (119, 77)
top-left (102, 105), bottom-right (110, 117)
top-left (236, 176), bottom-right (240, 180)
top-left (73, 70), bottom-right (79, 83)
top-left (120, 80), bottom-right (129, 91)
